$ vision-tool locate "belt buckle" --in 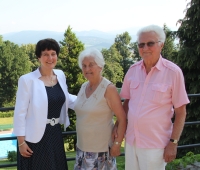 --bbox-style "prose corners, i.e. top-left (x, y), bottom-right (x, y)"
top-left (50, 118), bottom-right (56, 126)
